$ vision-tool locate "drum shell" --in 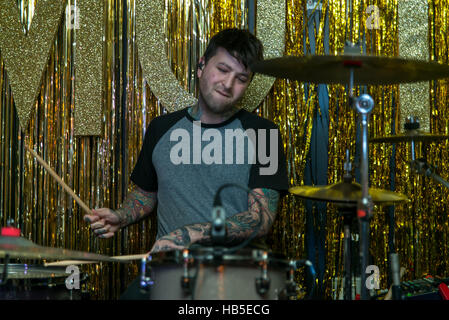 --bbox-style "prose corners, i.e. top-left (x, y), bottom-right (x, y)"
top-left (146, 249), bottom-right (290, 300)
